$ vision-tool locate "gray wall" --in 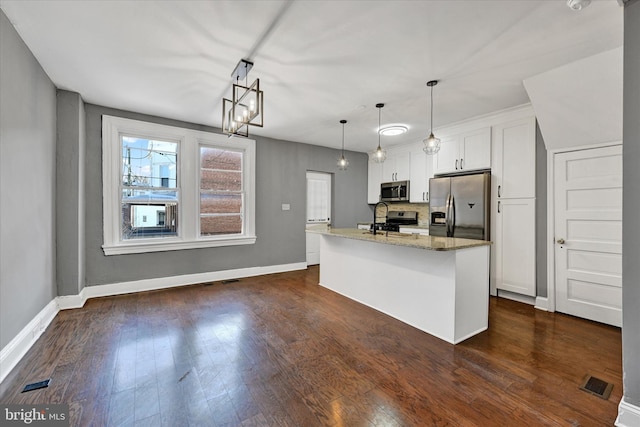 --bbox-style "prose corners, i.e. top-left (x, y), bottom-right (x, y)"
top-left (56, 90), bottom-right (86, 296)
top-left (0, 10), bottom-right (57, 349)
top-left (83, 104), bottom-right (371, 286)
top-left (535, 123), bottom-right (547, 297)
top-left (622, 0), bottom-right (640, 409)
